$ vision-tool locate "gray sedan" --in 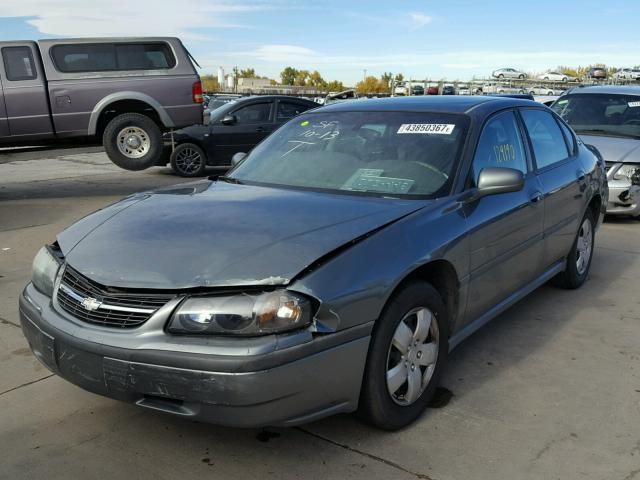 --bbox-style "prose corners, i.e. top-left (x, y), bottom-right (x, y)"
top-left (20, 96), bottom-right (607, 430)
